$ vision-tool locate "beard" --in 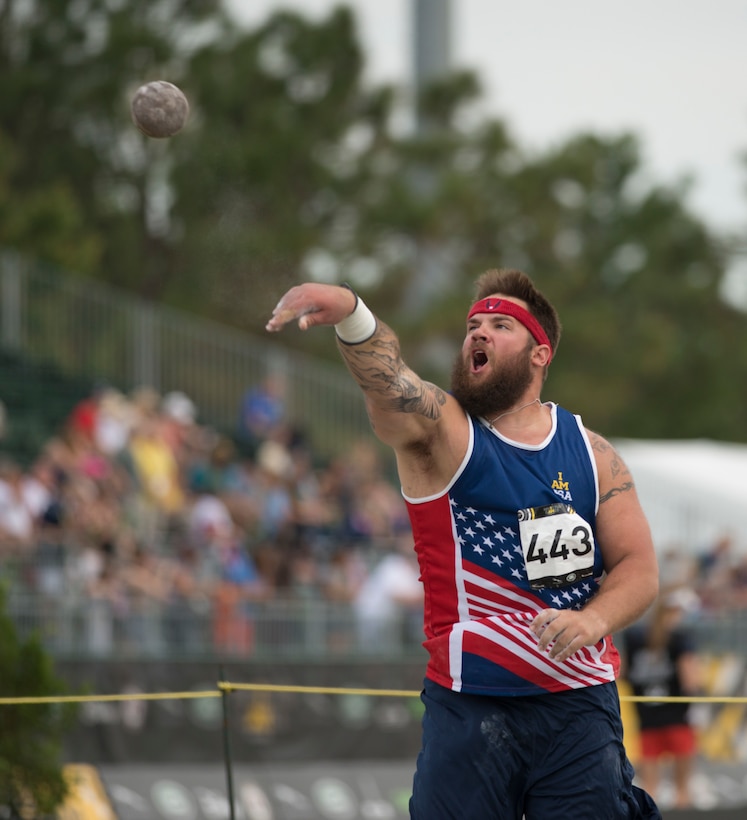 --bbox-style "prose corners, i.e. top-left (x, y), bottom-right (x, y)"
top-left (450, 343), bottom-right (534, 420)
